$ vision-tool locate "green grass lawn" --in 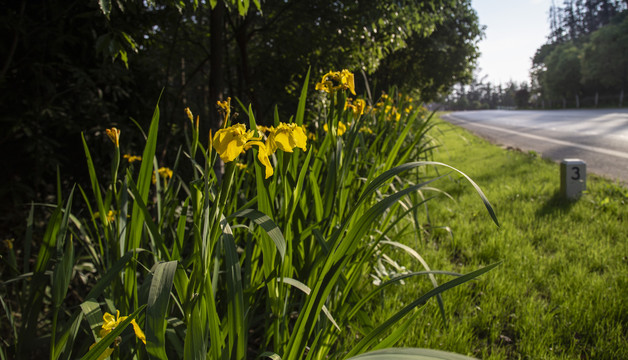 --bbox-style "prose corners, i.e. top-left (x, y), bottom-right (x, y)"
top-left (371, 114), bottom-right (628, 359)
